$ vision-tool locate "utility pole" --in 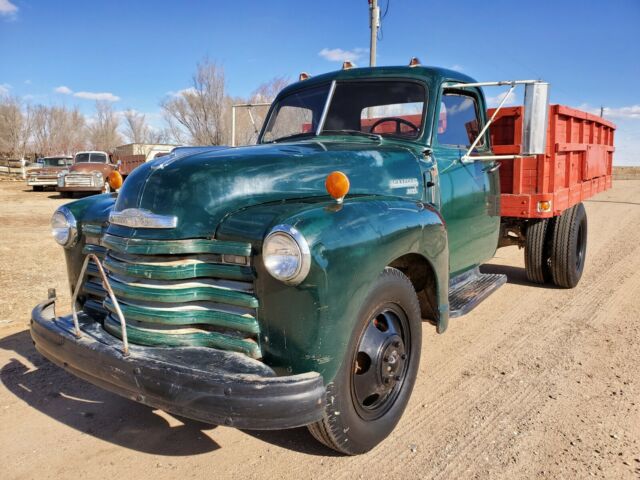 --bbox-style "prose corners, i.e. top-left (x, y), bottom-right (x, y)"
top-left (600, 106), bottom-right (604, 117)
top-left (369, 0), bottom-right (380, 67)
